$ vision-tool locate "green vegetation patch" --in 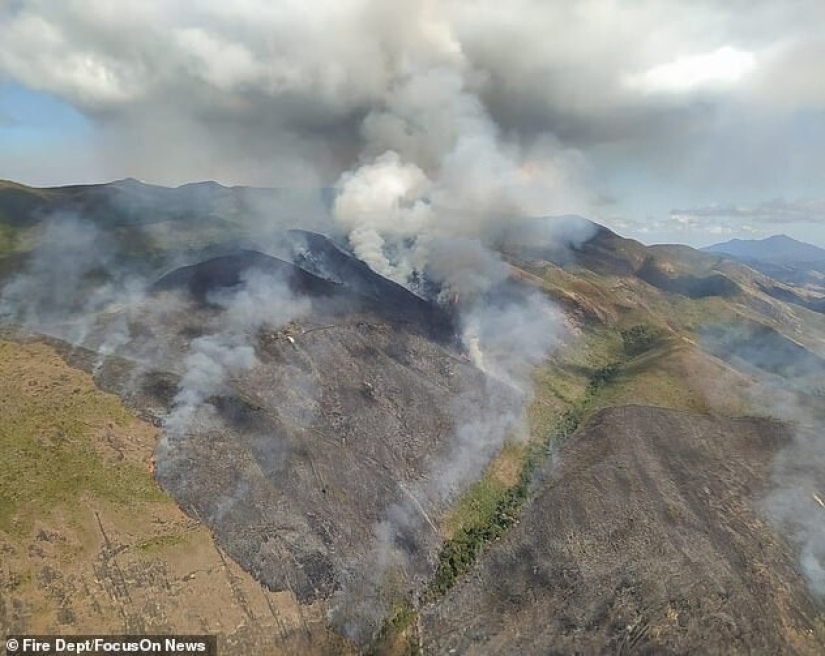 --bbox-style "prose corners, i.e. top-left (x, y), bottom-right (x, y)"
top-left (443, 475), bottom-right (510, 538)
top-left (620, 324), bottom-right (662, 356)
top-left (135, 532), bottom-right (189, 554)
top-left (367, 601), bottom-right (420, 656)
top-left (426, 455), bottom-right (532, 601)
